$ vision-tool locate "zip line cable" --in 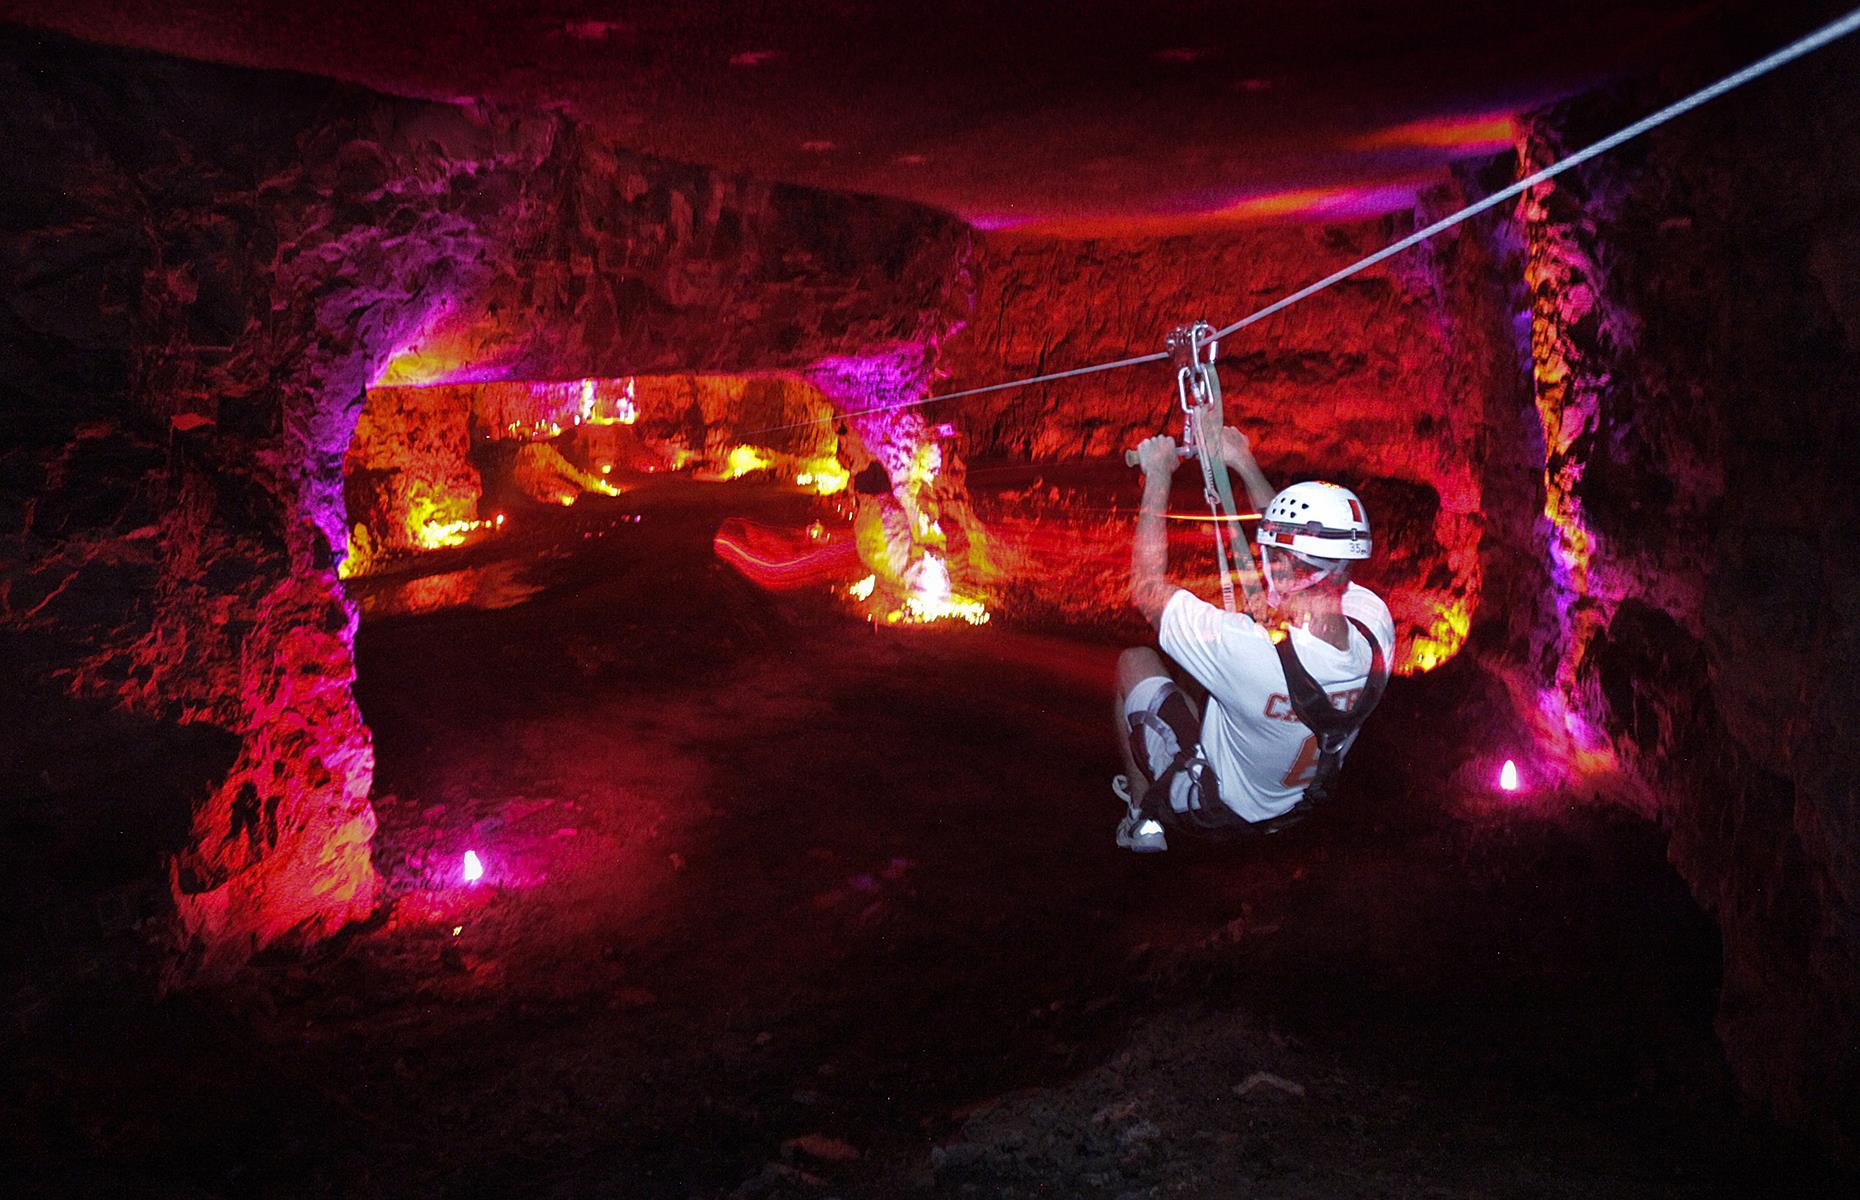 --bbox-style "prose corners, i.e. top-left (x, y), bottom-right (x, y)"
top-left (739, 5), bottom-right (1860, 442)
top-left (745, 349), bottom-right (1168, 438)
top-left (1211, 5), bottom-right (1860, 343)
